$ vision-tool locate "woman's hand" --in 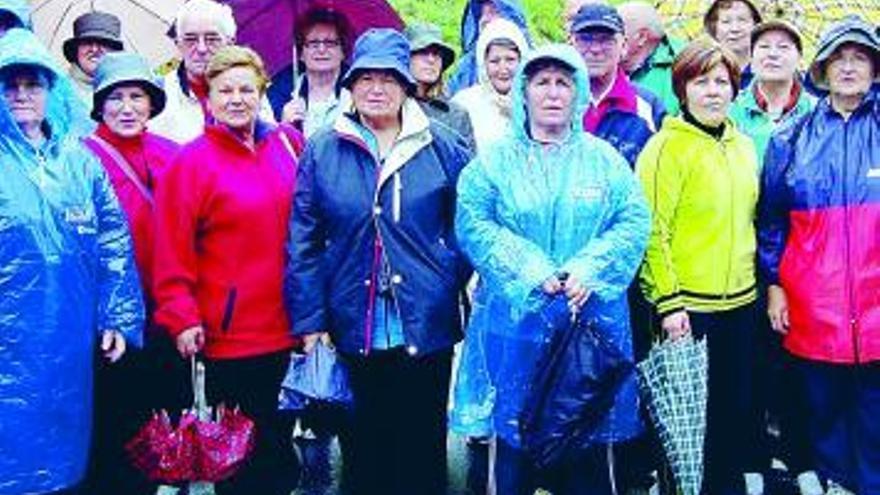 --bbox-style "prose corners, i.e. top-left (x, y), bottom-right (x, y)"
top-left (176, 325), bottom-right (205, 358)
top-left (281, 97), bottom-right (307, 125)
top-left (563, 275), bottom-right (590, 310)
top-left (542, 274), bottom-right (590, 309)
top-left (661, 310), bottom-right (691, 341)
top-left (302, 332), bottom-right (332, 353)
top-left (100, 330), bottom-right (126, 363)
top-left (767, 284), bottom-right (790, 335)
